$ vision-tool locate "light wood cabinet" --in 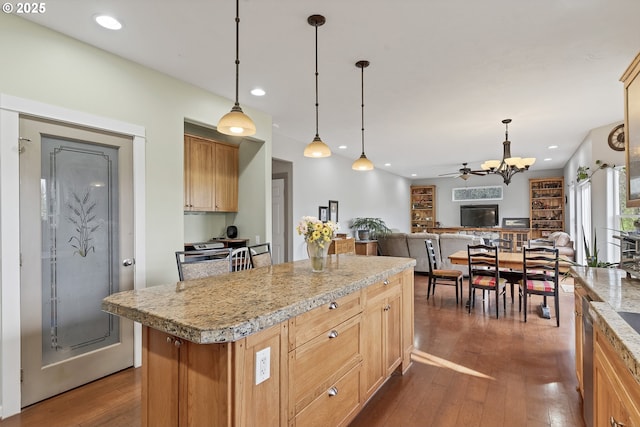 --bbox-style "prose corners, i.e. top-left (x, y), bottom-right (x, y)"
top-left (574, 286), bottom-right (586, 398)
top-left (411, 185), bottom-right (436, 232)
top-left (141, 269), bottom-right (414, 427)
top-left (184, 134), bottom-right (238, 212)
top-left (142, 324), bottom-right (286, 427)
top-left (361, 275), bottom-right (403, 402)
top-left (530, 177), bottom-right (565, 239)
top-left (594, 327), bottom-right (640, 427)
